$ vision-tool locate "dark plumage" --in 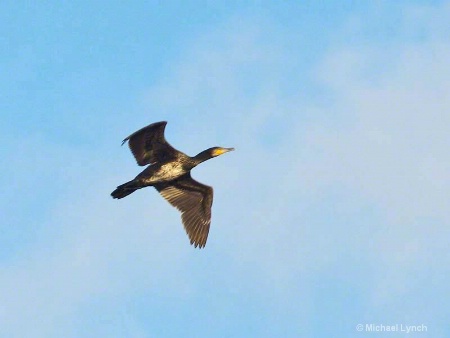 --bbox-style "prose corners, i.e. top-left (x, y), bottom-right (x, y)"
top-left (111, 121), bottom-right (234, 248)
